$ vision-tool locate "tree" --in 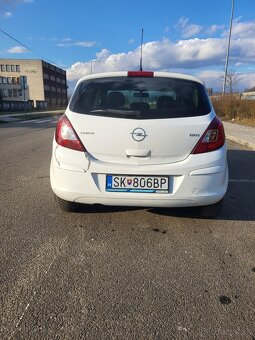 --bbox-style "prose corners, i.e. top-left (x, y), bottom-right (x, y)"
top-left (221, 68), bottom-right (240, 94)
